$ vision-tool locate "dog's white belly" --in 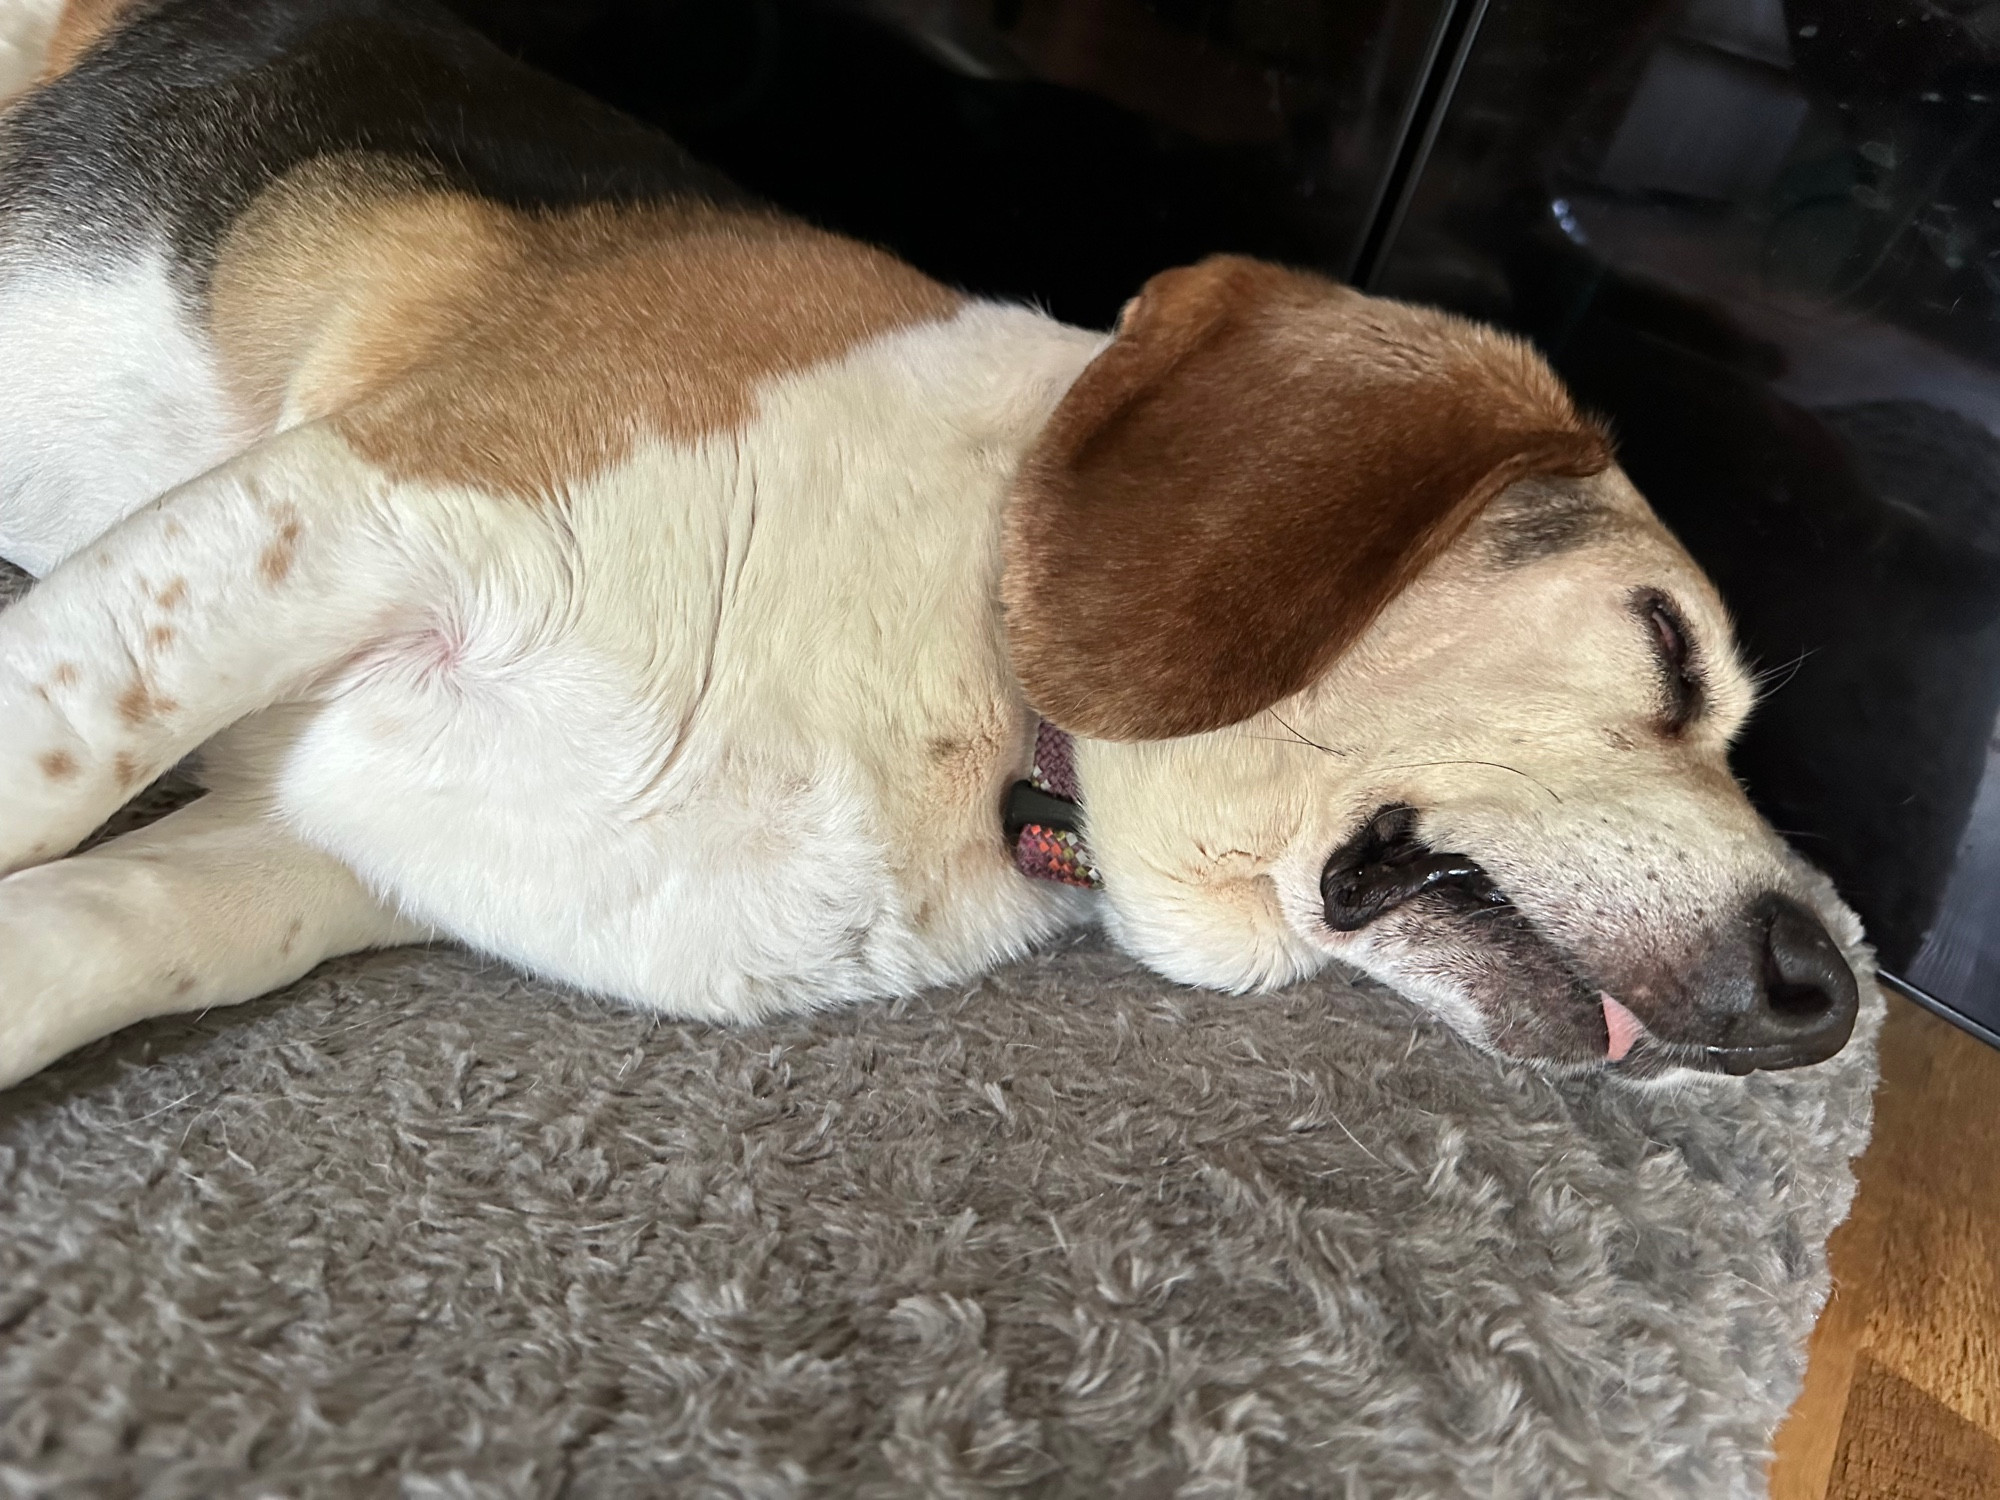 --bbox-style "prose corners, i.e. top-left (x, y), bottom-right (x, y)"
top-left (257, 661), bottom-right (933, 1022)
top-left (201, 504), bottom-right (925, 1019)
top-left (0, 249), bottom-right (249, 575)
top-left (175, 304), bottom-right (1104, 1022)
